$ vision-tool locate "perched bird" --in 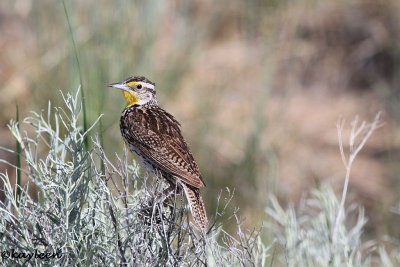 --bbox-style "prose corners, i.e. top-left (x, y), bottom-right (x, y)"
top-left (109, 76), bottom-right (208, 230)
